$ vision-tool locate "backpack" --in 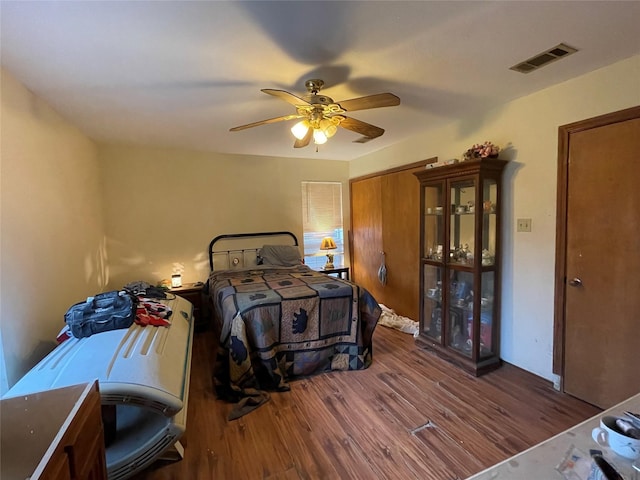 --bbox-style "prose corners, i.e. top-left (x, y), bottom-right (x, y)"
top-left (64, 290), bottom-right (137, 338)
